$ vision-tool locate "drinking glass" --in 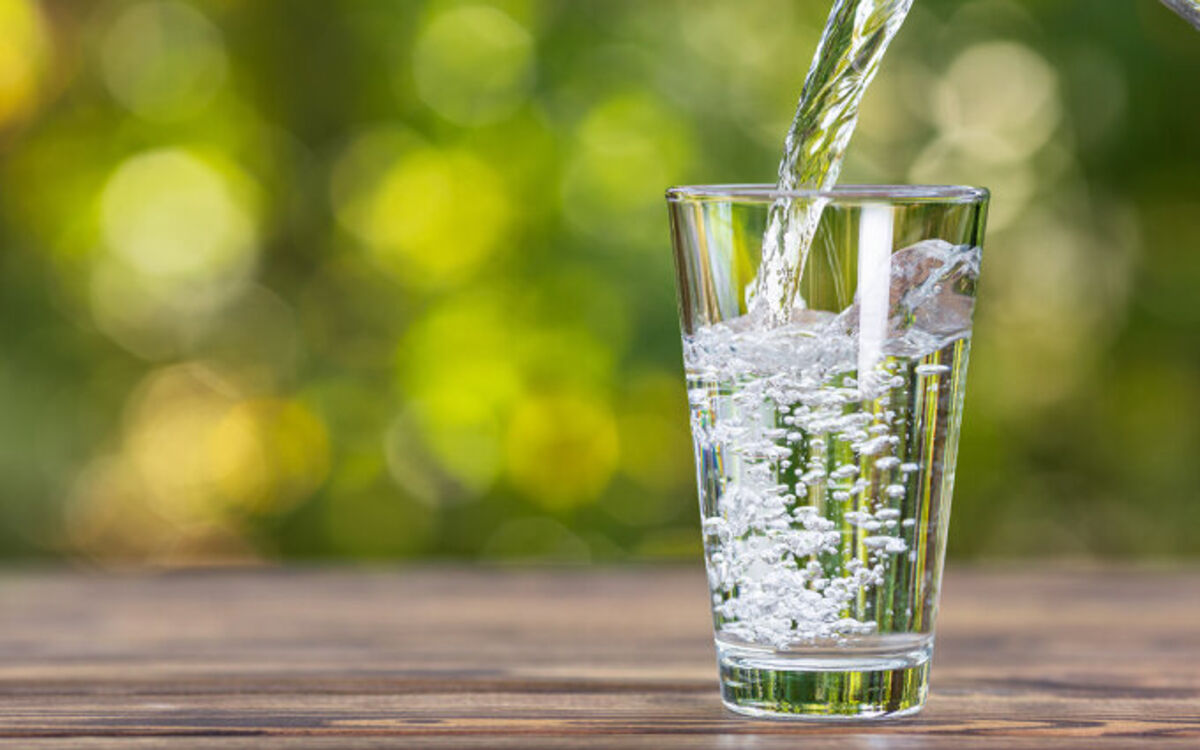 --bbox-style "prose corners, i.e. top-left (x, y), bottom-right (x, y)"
top-left (667, 185), bottom-right (989, 719)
